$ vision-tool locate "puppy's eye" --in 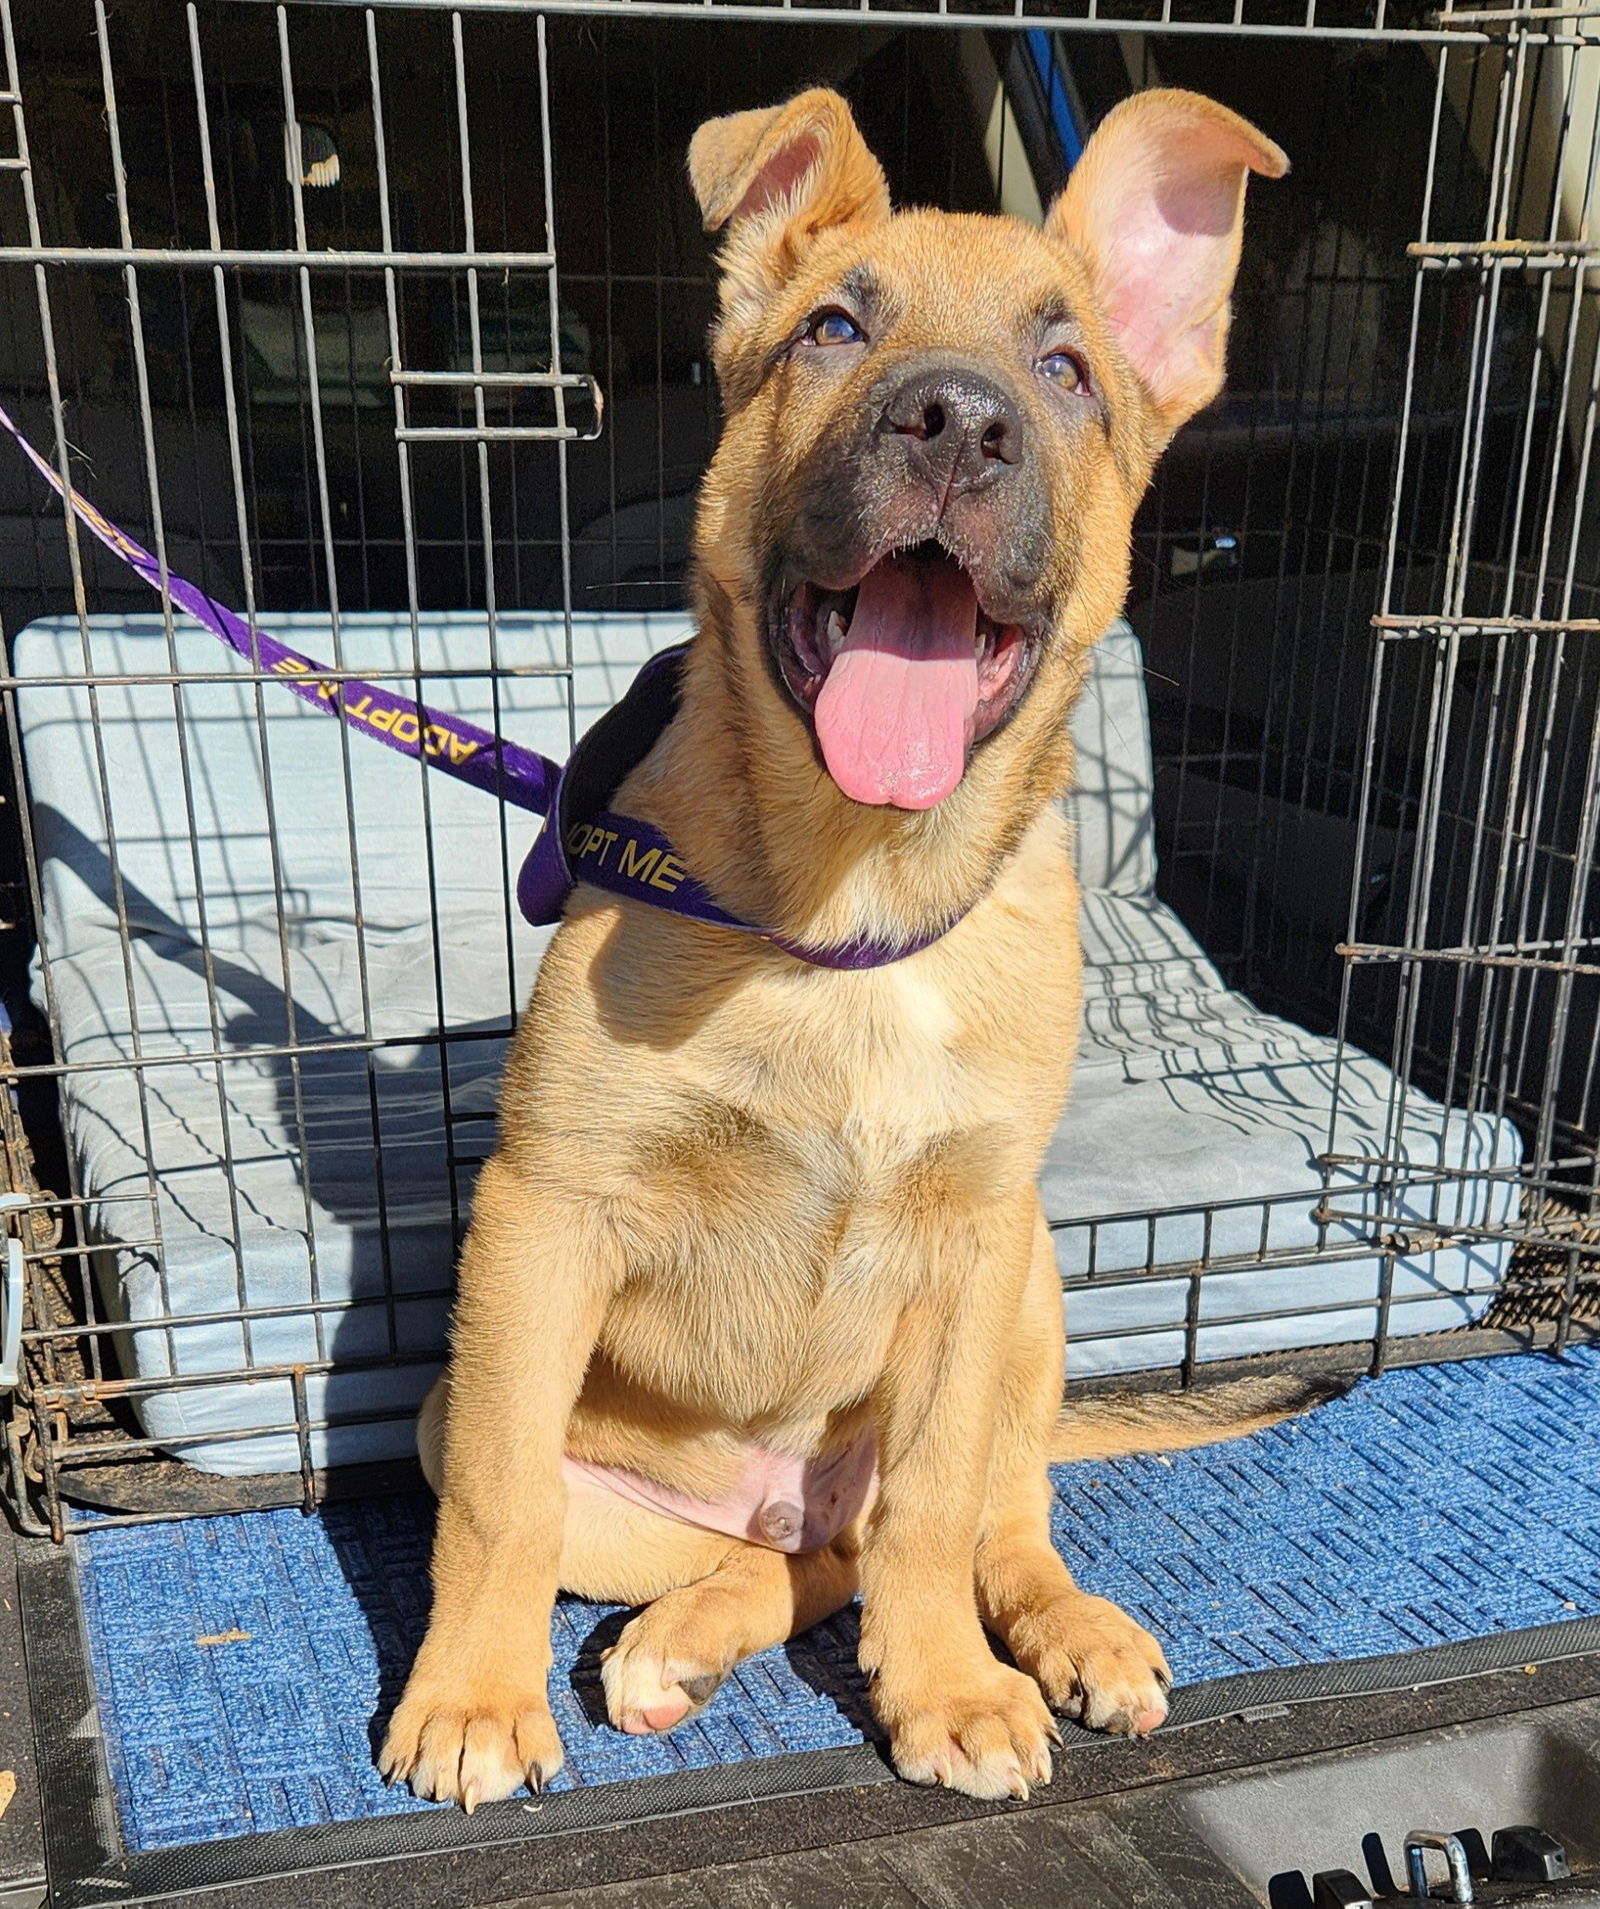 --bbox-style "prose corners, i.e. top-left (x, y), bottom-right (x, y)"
top-left (808, 308), bottom-right (865, 347)
top-left (1038, 349), bottom-right (1087, 392)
